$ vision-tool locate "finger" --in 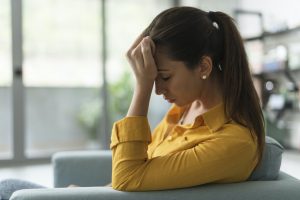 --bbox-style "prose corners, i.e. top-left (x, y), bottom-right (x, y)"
top-left (128, 34), bottom-right (145, 52)
top-left (128, 42), bottom-right (143, 61)
top-left (148, 37), bottom-right (156, 55)
top-left (132, 43), bottom-right (145, 72)
top-left (141, 39), bottom-right (156, 70)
